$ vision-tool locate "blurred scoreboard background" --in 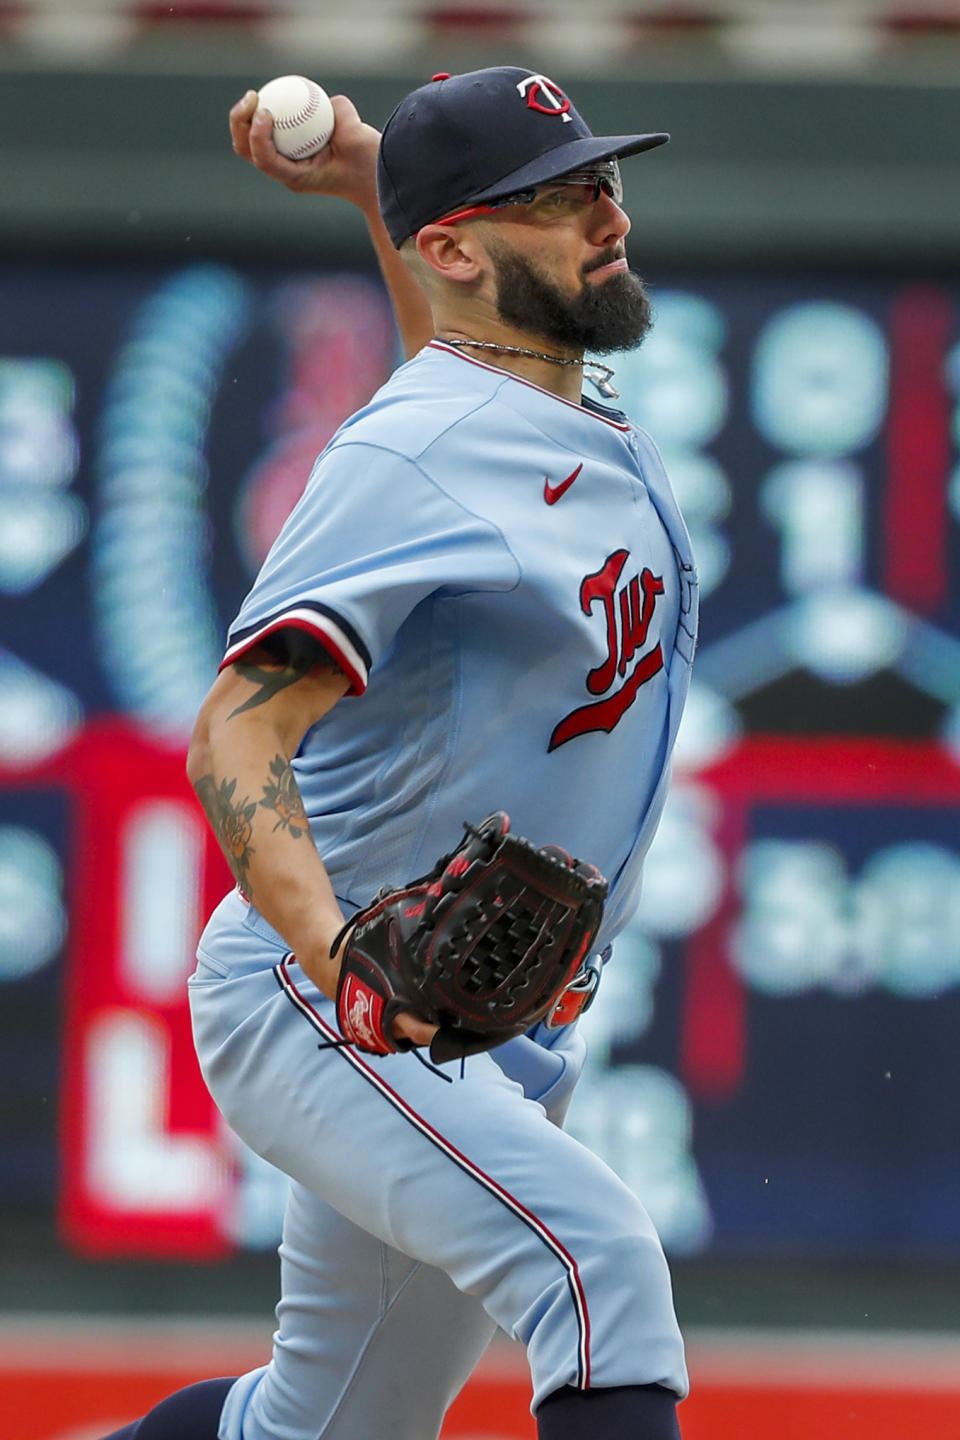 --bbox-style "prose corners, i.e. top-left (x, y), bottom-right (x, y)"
top-left (2, 257), bottom-right (958, 1268)
top-left (1, 9), bottom-right (960, 1435)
